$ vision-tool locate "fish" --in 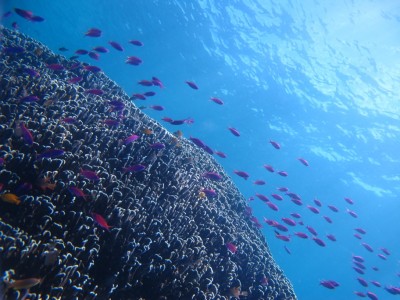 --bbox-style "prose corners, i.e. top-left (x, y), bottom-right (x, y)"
top-left (275, 234), bottom-right (290, 242)
top-left (233, 170), bottom-right (249, 180)
top-left (83, 65), bottom-right (101, 73)
top-left (131, 93), bottom-right (146, 100)
top-left (85, 28), bottom-right (102, 37)
top-left (291, 198), bottom-right (303, 206)
top-left (327, 205), bottom-right (339, 212)
top-left (92, 212), bottom-right (111, 231)
top-left (143, 91), bottom-right (156, 97)
top-left (255, 193), bottom-right (269, 202)
top-left (14, 8), bottom-right (33, 20)
top-left (185, 81), bottom-right (198, 89)
top-left (152, 77), bottom-right (164, 88)
top-left (0, 193), bottom-right (21, 205)
top-left (290, 213), bottom-right (301, 218)
top-left (37, 149), bottom-right (65, 160)
top-left (202, 172), bottom-right (222, 181)
top-left (306, 226), bottom-right (318, 236)
top-left (320, 280), bottom-right (336, 289)
top-left (138, 80), bottom-right (153, 86)
top-left (103, 119), bottom-right (119, 126)
top-left (85, 89), bottom-right (104, 95)
top-left (93, 46), bottom-right (109, 53)
top-left (281, 218), bottom-right (296, 226)
top-left (61, 117), bottom-right (76, 124)
top-left (312, 237), bottom-right (326, 247)
top-left (15, 122), bottom-right (34, 145)
top-left (47, 63), bottom-right (64, 71)
top-left (370, 281), bottom-right (381, 287)
top-left (307, 205), bottom-right (320, 214)
top-left (68, 186), bottom-right (88, 198)
top-left (355, 228), bottom-right (367, 234)
top-left (210, 97), bottom-right (224, 105)
top-left (323, 216), bottom-right (333, 223)
top-left (297, 157), bottom-right (309, 166)
top-left (381, 247), bottom-right (390, 255)
top-left (228, 127), bottom-right (240, 137)
top-left (366, 292), bottom-right (378, 300)
top-left (80, 169), bottom-right (100, 181)
top-left (294, 232), bottom-right (308, 239)
top-left (353, 255), bottom-right (365, 263)
top-left (354, 291), bottom-right (366, 297)
top-left (5, 277), bottom-right (41, 290)
top-left (347, 208), bottom-right (358, 218)
top-left (123, 164), bottom-right (146, 173)
top-left (75, 49), bottom-right (88, 55)
top-left (226, 242), bottom-right (237, 254)
top-left (215, 151), bottom-right (227, 158)
top-left (19, 95), bottom-right (39, 103)
top-left (253, 180), bottom-right (266, 185)
top-left (126, 56), bottom-right (142, 65)
top-left (313, 199), bottom-right (322, 207)
top-left (12, 22), bottom-right (19, 30)
top-left (124, 134), bottom-right (139, 144)
top-left (269, 140), bottom-right (281, 149)
top-left (149, 142), bottom-right (165, 150)
top-left (88, 51), bottom-right (100, 60)
top-left (202, 145), bottom-right (214, 155)
top-left (129, 40), bottom-right (144, 46)
top-left (344, 197), bottom-right (354, 204)
top-left (202, 189), bottom-right (217, 198)
top-left (274, 223), bottom-right (288, 232)
top-left (326, 234), bottom-right (336, 242)
top-left (361, 242), bottom-right (373, 252)
top-left (271, 194), bottom-right (283, 201)
top-left (266, 201), bottom-right (279, 211)
top-left (277, 187), bottom-right (289, 192)
top-left (189, 137), bottom-right (206, 148)
top-left (277, 171), bottom-right (288, 177)
top-left (149, 105), bottom-right (164, 111)
top-left (353, 267), bottom-right (365, 275)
